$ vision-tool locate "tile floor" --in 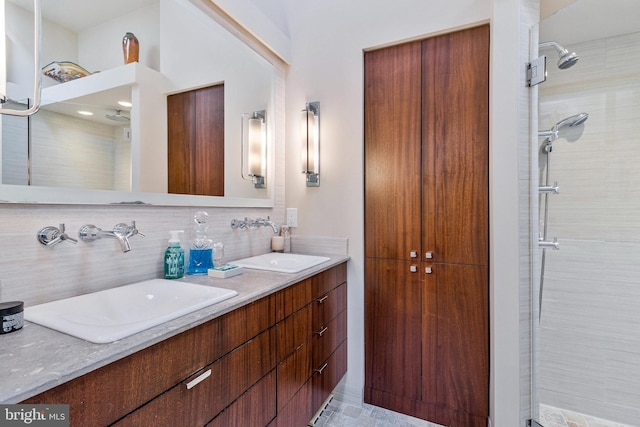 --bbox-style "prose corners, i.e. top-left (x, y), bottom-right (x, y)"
top-left (313, 397), bottom-right (443, 427)
top-left (539, 404), bottom-right (634, 427)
